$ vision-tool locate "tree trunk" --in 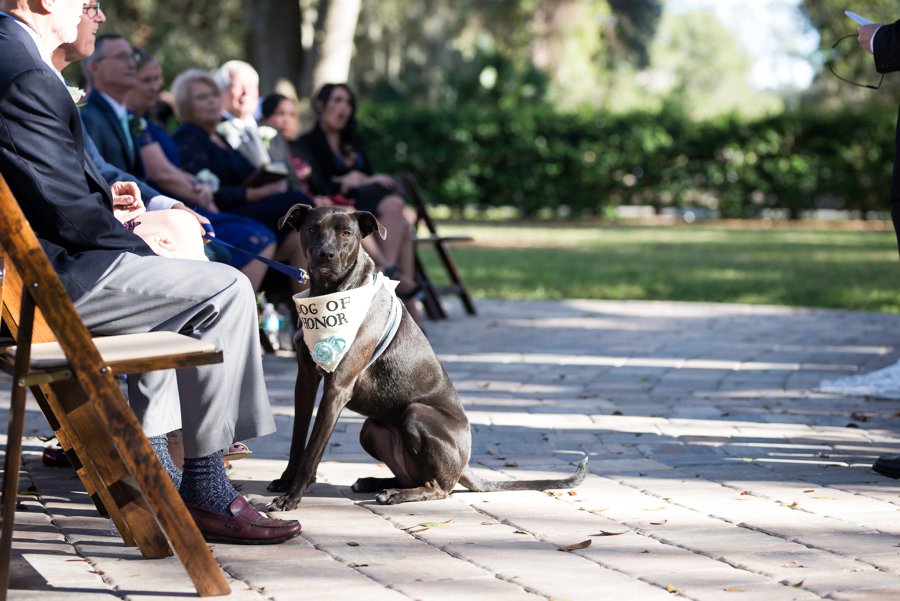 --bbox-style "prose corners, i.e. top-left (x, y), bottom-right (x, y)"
top-left (307, 0), bottom-right (362, 95)
top-left (246, 0), bottom-right (304, 96)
